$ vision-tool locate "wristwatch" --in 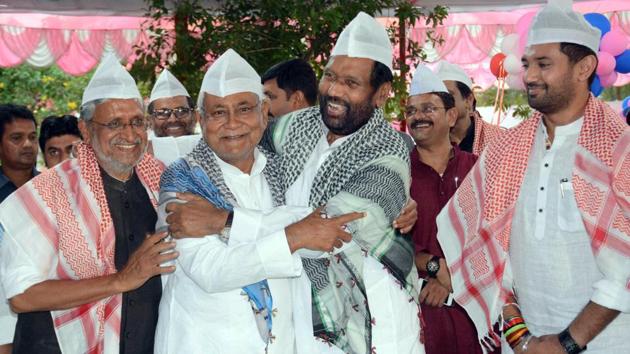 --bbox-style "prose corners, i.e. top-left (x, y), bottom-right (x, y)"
top-left (426, 256), bottom-right (441, 278)
top-left (558, 327), bottom-right (586, 354)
